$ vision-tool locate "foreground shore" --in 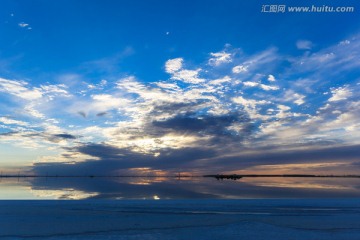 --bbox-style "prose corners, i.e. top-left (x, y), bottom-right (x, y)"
top-left (1, 199), bottom-right (360, 239)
